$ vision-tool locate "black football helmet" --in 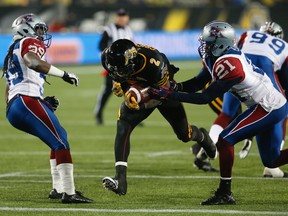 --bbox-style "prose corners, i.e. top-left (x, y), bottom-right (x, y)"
top-left (103, 39), bottom-right (137, 81)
